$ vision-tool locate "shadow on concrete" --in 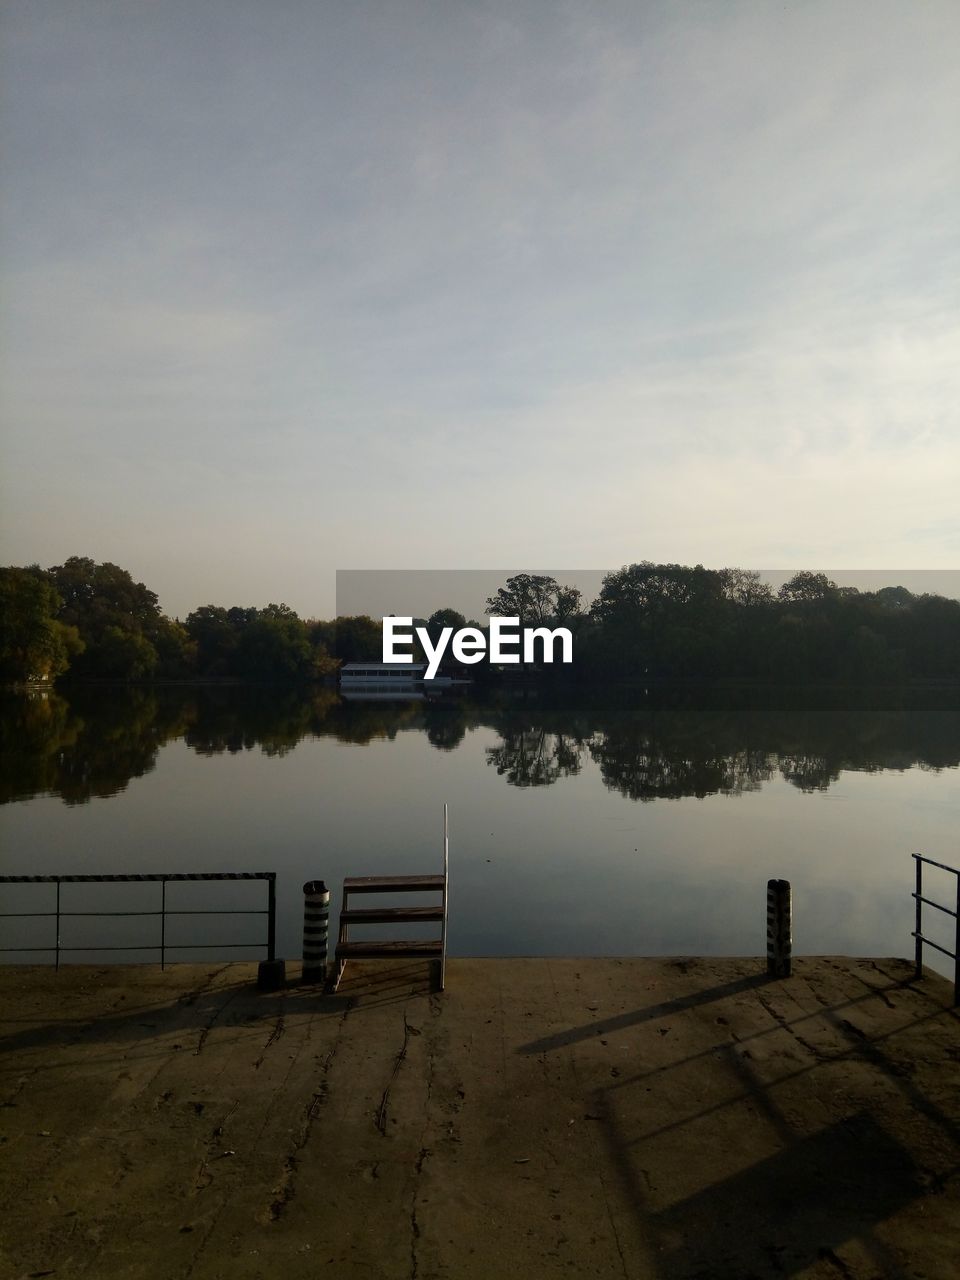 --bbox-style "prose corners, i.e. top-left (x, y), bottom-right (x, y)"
top-left (0, 959), bottom-right (438, 1066)
top-left (517, 970), bottom-right (773, 1055)
top-left (615, 1101), bottom-right (919, 1279)
top-left (521, 963), bottom-right (959, 1279)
